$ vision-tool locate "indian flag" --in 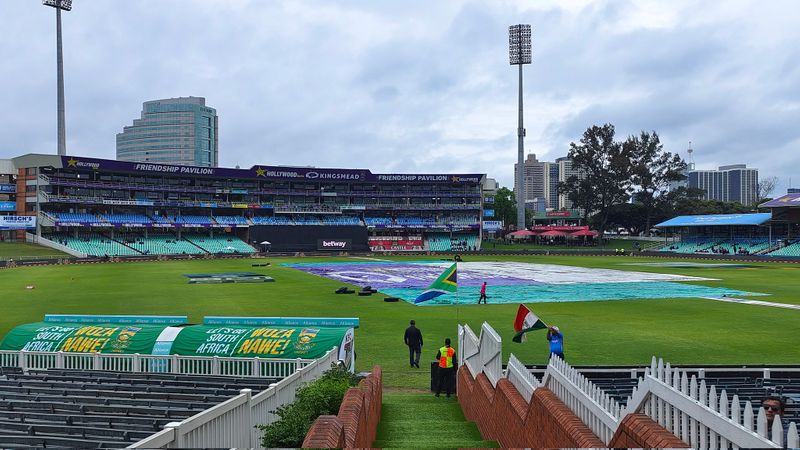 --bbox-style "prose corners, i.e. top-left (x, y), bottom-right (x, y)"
top-left (414, 263), bottom-right (457, 304)
top-left (512, 304), bottom-right (546, 343)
